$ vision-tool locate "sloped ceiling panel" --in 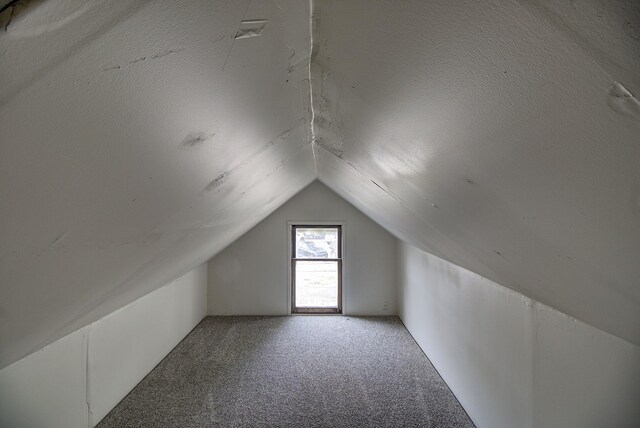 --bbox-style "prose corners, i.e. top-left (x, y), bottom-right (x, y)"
top-left (312, 0), bottom-right (640, 345)
top-left (0, 0), bottom-right (315, 369)
top-left (2, 0), bottom-right (639, 371)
